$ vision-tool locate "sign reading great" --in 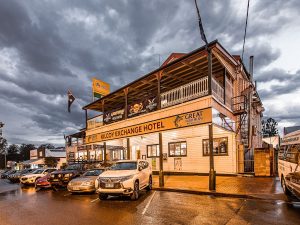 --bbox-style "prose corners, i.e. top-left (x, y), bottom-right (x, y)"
top-left (86, 108), bottom-right (212, 144)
